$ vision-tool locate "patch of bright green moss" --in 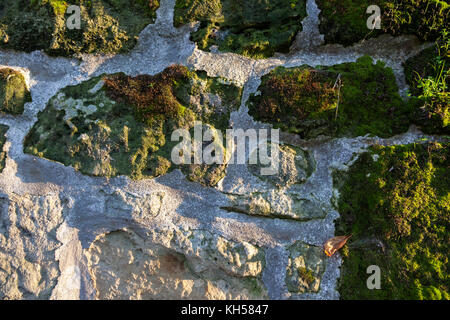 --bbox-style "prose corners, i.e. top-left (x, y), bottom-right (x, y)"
top-left (174, 0), bottom-right (307, 58)
top-left (404, 33), bottom-right (449, 135)
top-left (247, 56), bottom-right (412, 139)
top-left (297, 267), bottom-right (316, 286)
top-left (335, 142), bottom-right (449, 299)
top-left (0, 68), bottom-right (31, 115)
top-left (0, 124), bottom-right (8, 173)
top-left (23, 65), bottom-right (242, 186)
top-left (316, 0), bottom-right (449, 46)
top-left (0, 0), bottom-right (159, 56)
